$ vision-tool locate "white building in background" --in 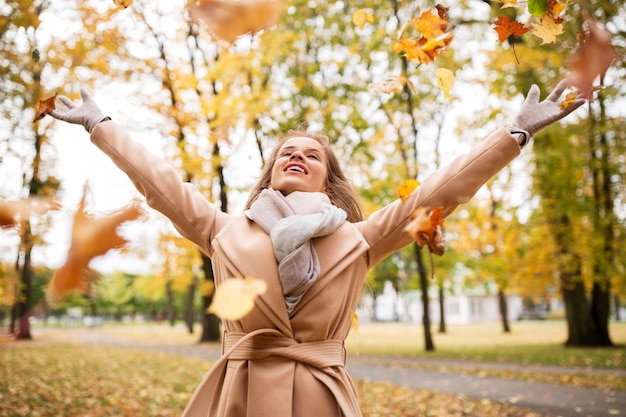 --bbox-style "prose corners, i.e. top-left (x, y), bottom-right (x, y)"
top-left (357, 280), bottom-right (550, 325)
